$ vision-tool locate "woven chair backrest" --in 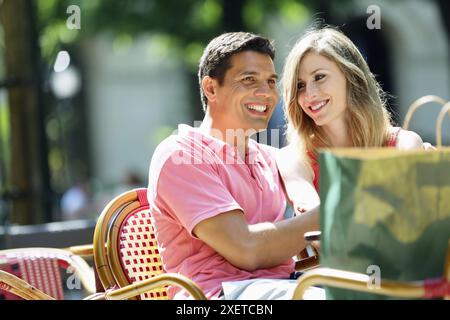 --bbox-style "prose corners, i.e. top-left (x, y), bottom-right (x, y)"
top-left (101, 188), bottom-right (168, 300)
top-left (0, 248), bottom-right (94, 300)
